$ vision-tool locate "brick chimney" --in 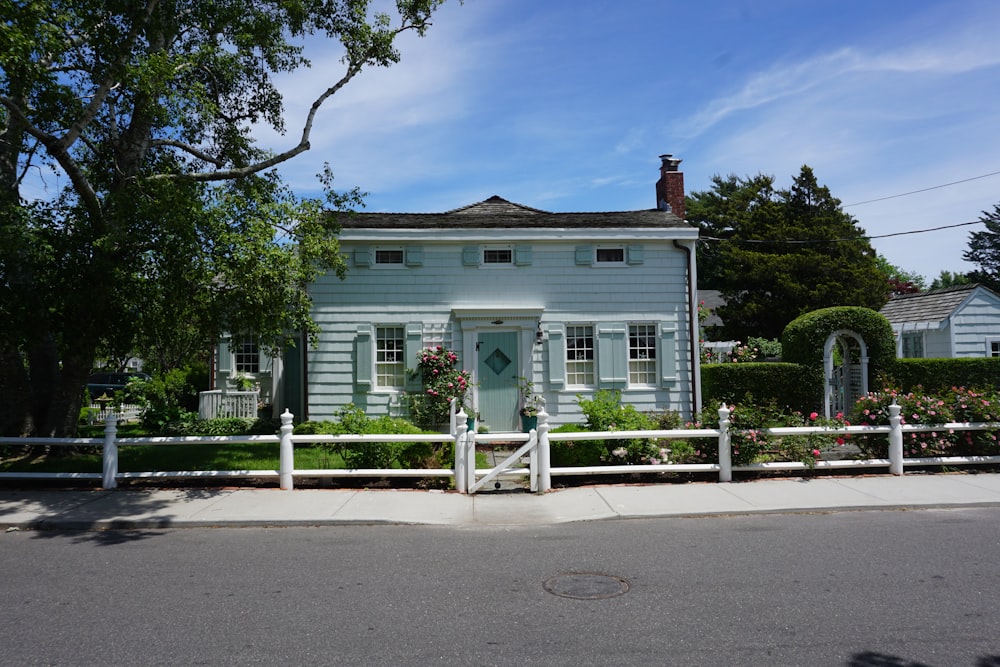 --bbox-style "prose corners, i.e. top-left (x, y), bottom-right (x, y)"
top-left (655, 154), bottom-right (685, 219)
